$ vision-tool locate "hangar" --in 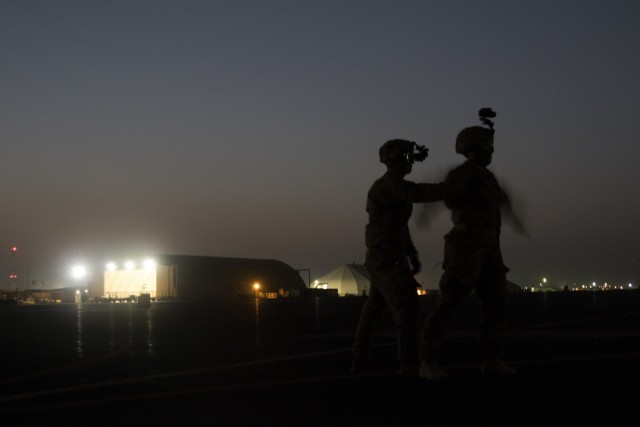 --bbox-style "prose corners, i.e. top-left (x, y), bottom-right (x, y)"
top-left (95, 255), bottom-right (308, 300)
top-left (101, 259), bottom-right (176, 300)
